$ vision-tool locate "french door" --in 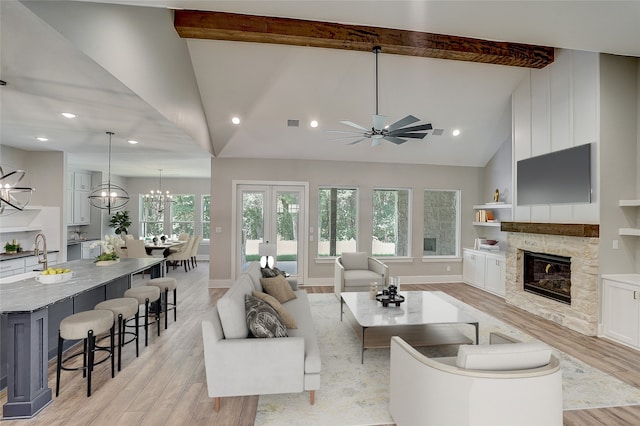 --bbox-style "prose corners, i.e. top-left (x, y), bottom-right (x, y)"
top-left (236, 183), bottom-right (305, 279)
